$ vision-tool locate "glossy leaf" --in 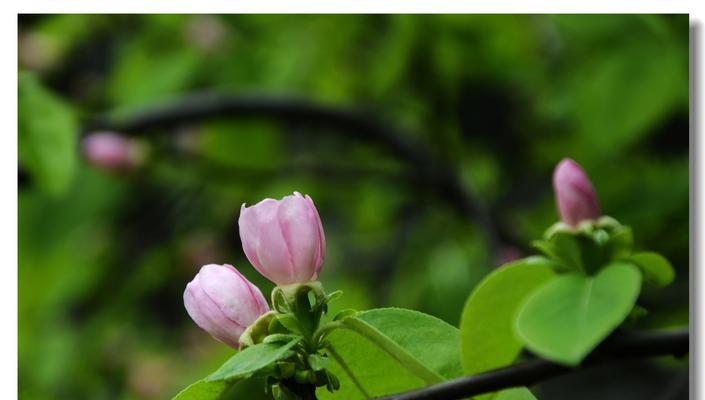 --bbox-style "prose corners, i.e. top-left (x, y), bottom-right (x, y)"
top-left (515, 262), bottom-right (642, 365)
top-left (626, 252), bottom-right (675, 287)
top-left (460, 256), bottom-right (556, 375)
top-left (318, 308), bottom-right (462, 399)
top-left (174, 339), bottom-right (301, 399)
top-left (356, 308), bottom-right (463, 379)
top-left (207, 339), bottom-right (301, 381)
